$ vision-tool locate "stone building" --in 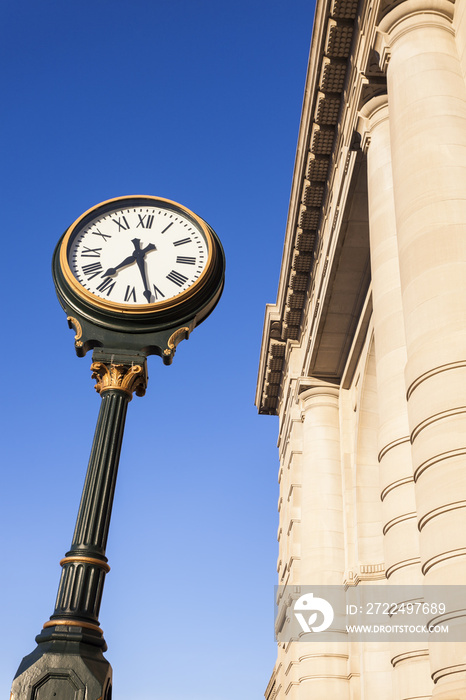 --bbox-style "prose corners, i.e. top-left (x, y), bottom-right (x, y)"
top-left (255, 0), bottom-right (466, 697)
